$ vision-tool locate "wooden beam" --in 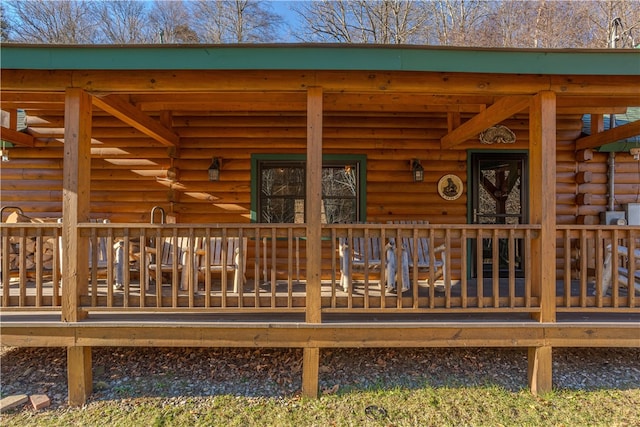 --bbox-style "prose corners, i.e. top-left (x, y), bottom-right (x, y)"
top-left (3, 320), bottom-right (638, 348)
top-left (441, 96), bottom-right (530, 149)
top-left (67, 346), bottom-right (92, 406)
top-left (576, 119), bottom-right (640, 150)
top-left (302, 347), bottom-right (320, 398)
top-left (529, 91), bottom-right (557, 324)
top-left (3, 70), bottom-right (640, 98)
top-left (528, 346), bottom-right (552, 395)
top-left (0, 126), bottom-right (35, 147)
top-left (62, 88), bottom-right (92, 323)
top-left (306, 86), bottom-right (323, 324)
top-left (557, 107), bottom-right (628, 115)
top-left (92, 95), bottom-right (179, 147)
